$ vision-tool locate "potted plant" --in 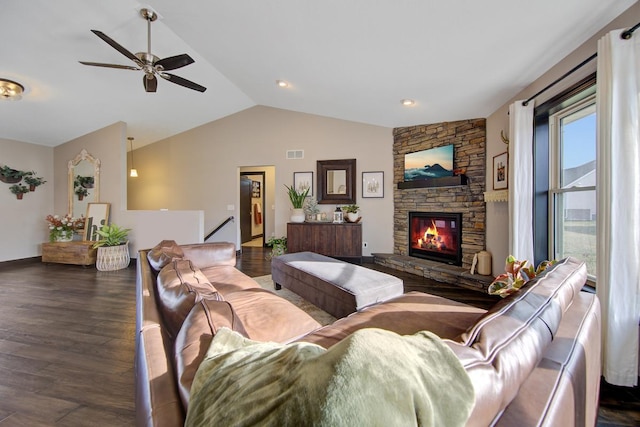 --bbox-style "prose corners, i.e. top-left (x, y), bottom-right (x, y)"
top-left (9, 184), bottom-right (30, 199)
top-left (0, 165), bottom-right (25, 184)
top-left (92, 224), bottom-right (132, 271)
top-left (284, 184), bottom-right (309, 223)
top-left (75, 175), bottom-right (95, 189)
top-left (303, 197), bottom-right (321, 221)
top-left (343, 204), bottom-right (360, 222)
top-left (75, 185), bottom-right (89, 200)
top-left (266, 236), bottom-right (287, 260)
top-left (24, 173), bottom-right (46, 191)
top-left (45, 214), bottom-right (83, 242)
